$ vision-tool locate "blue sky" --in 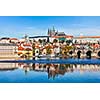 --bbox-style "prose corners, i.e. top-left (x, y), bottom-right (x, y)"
top-left (0, 16), bottom-right (100, 38)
